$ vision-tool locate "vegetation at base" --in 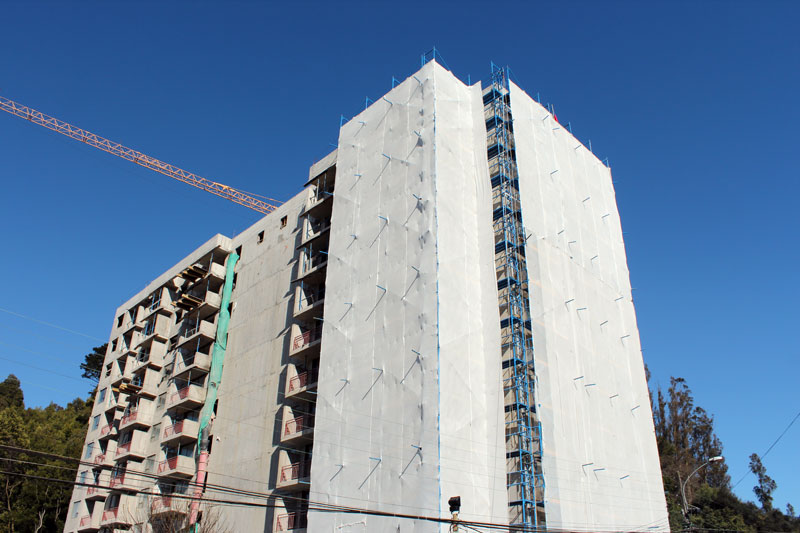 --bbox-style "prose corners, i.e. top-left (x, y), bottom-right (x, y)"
top-left (649, 370), bottom-right (799, 531)
top-left (0, 374), bottom-right (92, 532)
